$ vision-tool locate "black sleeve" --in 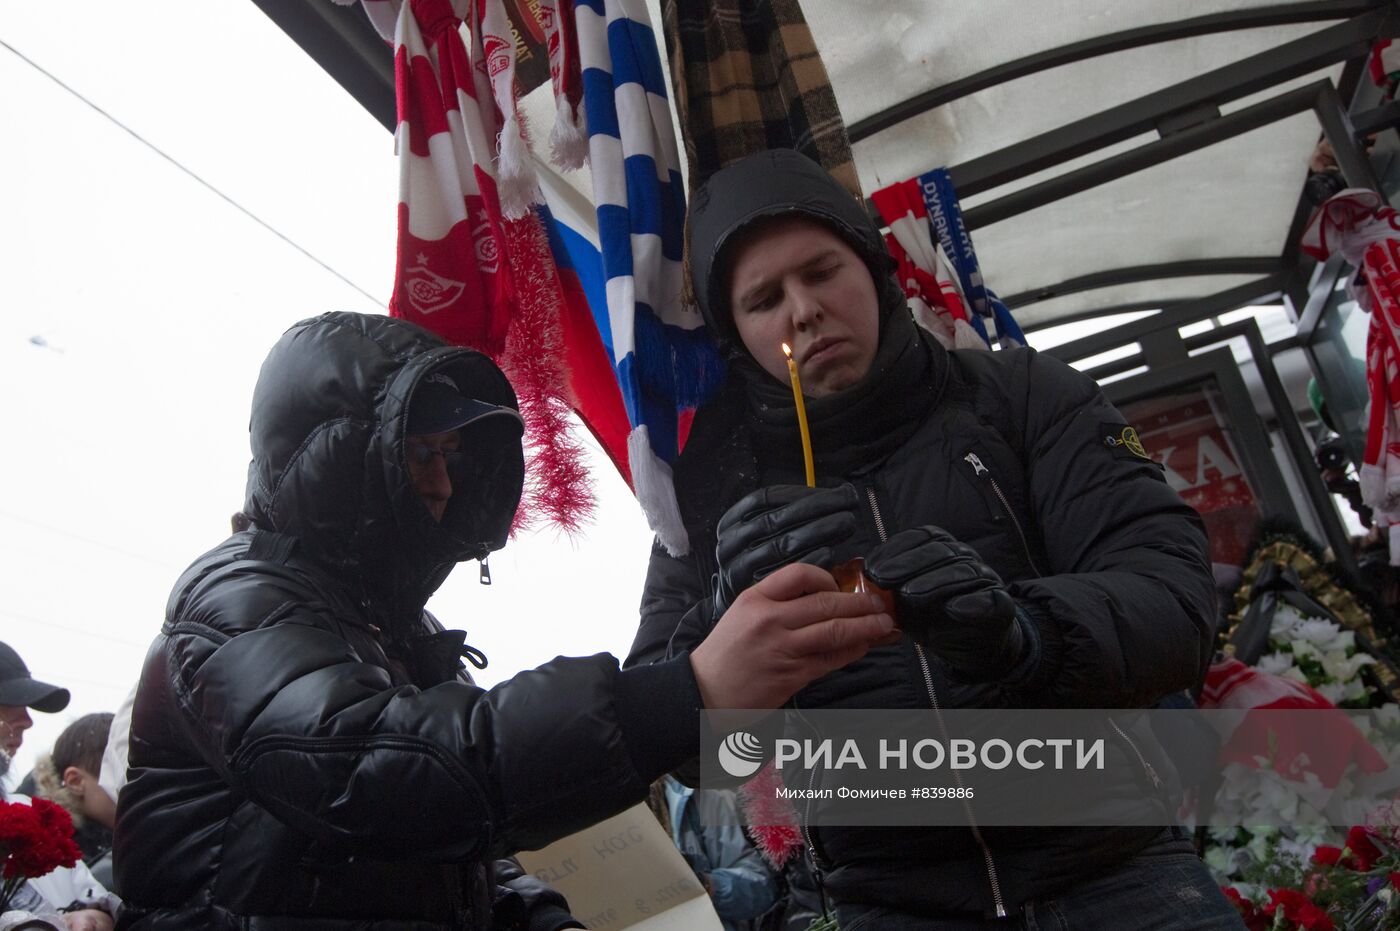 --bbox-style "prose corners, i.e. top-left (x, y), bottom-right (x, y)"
top-left (629, 538), bottom-right (713, 668)
top-left (492, 857), bottom-right (582, 931)
top-left (157, 590), bottom-right (703, 861)
top-left (1005, 349), bottom-right (1215, 708)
